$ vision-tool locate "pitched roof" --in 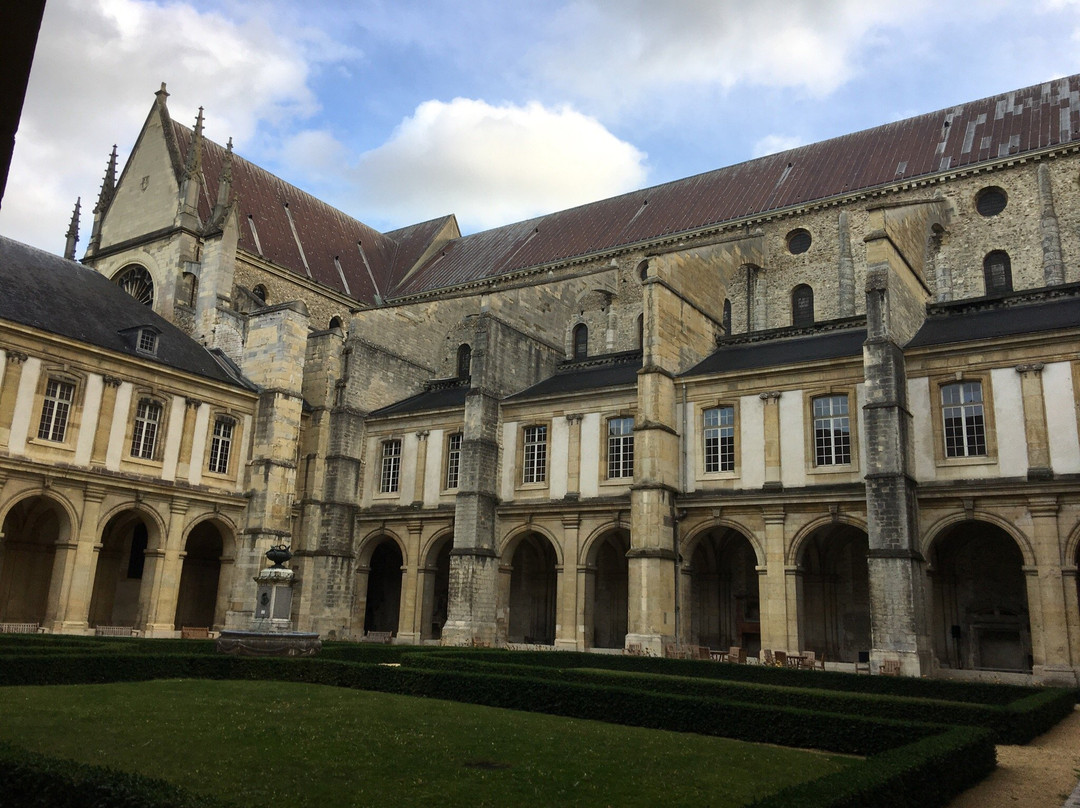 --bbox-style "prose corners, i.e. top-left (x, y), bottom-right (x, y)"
top-left (907, 287), bottom-right (1080, 348)
top-left (0, 236), bottom-right (254, 389)
top-left (507, 351), bottom-right (642, 401)
top-left (683, 326), bottom-right (867, 378)
top-left (168, 75), bottom-right (1080, 305)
